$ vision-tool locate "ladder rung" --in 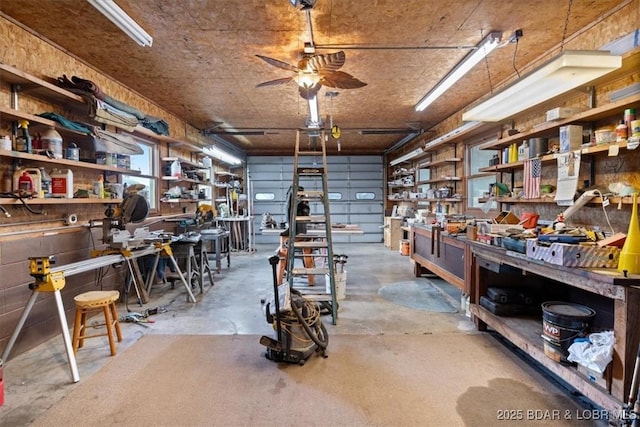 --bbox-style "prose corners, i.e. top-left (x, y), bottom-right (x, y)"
top-left (295, 215), bottom-right (326, 222)
top-left (294, 233), bottom-right (327, 240)
top-left (297, 167), bottom-right (325, 175)
top-left (298, 151), bottom-right (323, 156)
top-left (298, 190), bottom-right (324, 198)
top-left (292, 267), bottom-right (330, 275)
top-left (299, 293), bottom-right (333, 302)
top-left (293, 241), bottom-right (328, 249)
